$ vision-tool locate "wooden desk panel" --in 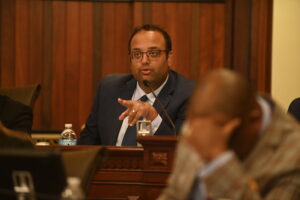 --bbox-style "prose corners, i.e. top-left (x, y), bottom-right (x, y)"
top-left (37, 136), bottom-right (177, 200)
